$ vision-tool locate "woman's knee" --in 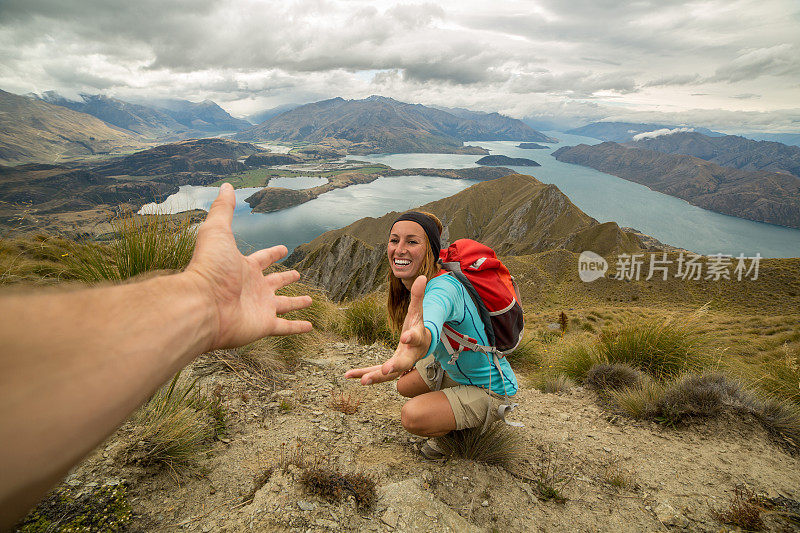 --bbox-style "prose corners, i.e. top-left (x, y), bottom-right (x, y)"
top-left (400, 402), bottom-right (425, 434)
top-left (396, 370), bottom-right (428, 398)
